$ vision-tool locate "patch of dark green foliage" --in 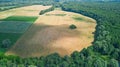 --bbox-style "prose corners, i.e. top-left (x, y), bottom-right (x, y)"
top-left (39, 6), bottom-right (54, 15)
top-left (69, 24), bottom-right (77, 29)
